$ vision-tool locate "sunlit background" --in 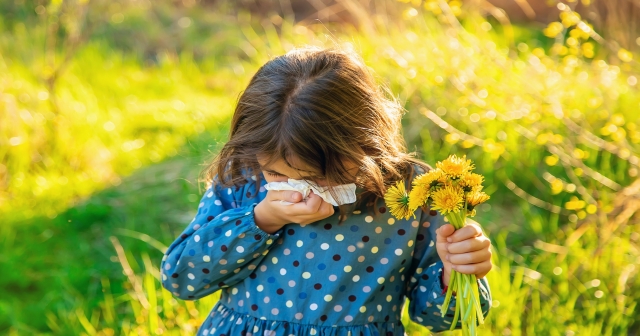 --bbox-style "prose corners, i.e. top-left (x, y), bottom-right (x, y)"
top-left (1, 0), bottom-right (639, 335)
